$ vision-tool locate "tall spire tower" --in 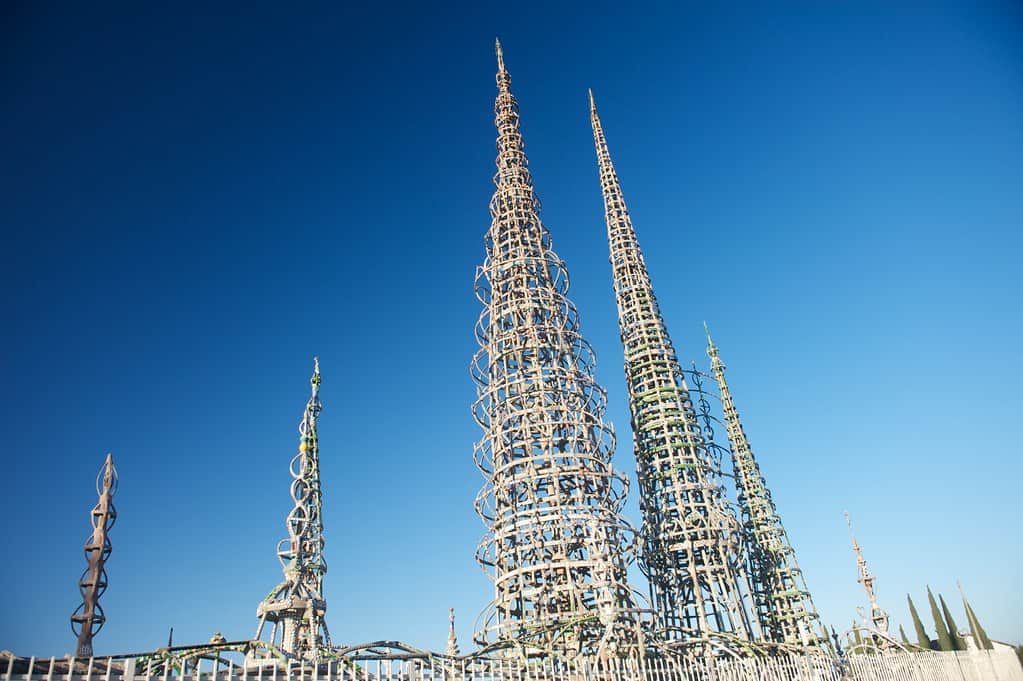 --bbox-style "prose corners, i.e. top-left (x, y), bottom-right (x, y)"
top-left (471, 42), bottom-right (640, 658)
top-left (705, 327), bottom-right (825, 648)
top-left (255, 359), bottom-right (330, 660)
top-left (588, 92), bottom-right (755, 649)
top-left (71, 453), bottom-right (118, 657)
top-left (845, 512), bottom-right (889, 636)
